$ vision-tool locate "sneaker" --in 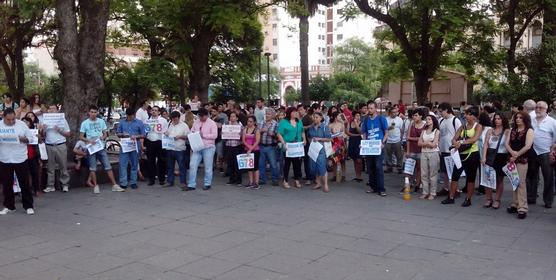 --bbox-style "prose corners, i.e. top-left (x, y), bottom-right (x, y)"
top-left (251, 184), bottom-right (261, 190)
top-left (517, 212), bottom-right (527, 219)
top-left (0, 208), bottom-right (15, 215)
top-left (93, 185), bottom-right (100, 194)
top-left (182, 187), bottom-right (196, 191)
top-left (130, 184), bottom-right (138, 189)
top-left (203, 186), bottom-right (211, 191)
top-left (461, 198), bottom-right (472, 207)
top-left (112, 185), bottom-right (125, 192)
top-left (62, 186), bottom-right (69, 193)
top-left (43, 187), bottom-right (55, 193)
top-left (441, 198), bottom-right (455, 204)
top-left (506, 206), bottom-right (518, 214)
top-left (26, 208), bottom-right (35, 215)
top-left (379, 192), bottom-right (387, 197)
